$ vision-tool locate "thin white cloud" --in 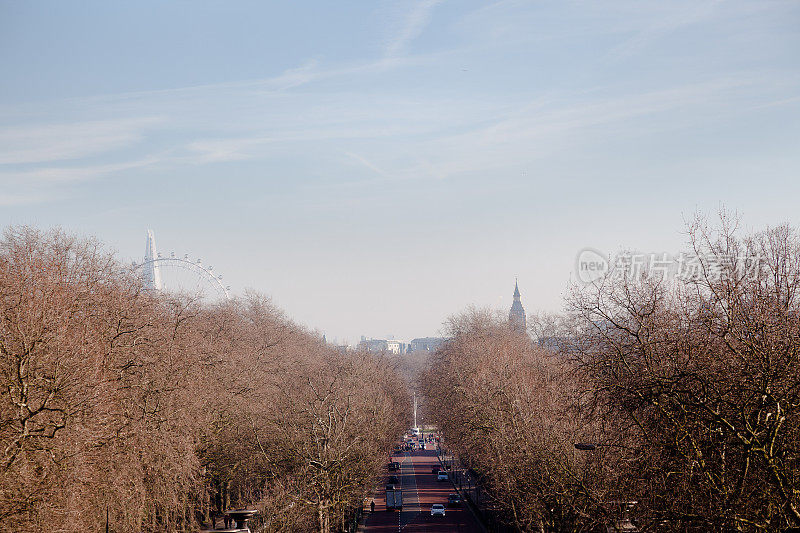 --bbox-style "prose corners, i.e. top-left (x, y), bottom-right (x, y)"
top-left (0, 117), bottom-right (161, 165)
top-left (171, 73), bottom-right (773, 184)
top-left (375, 78), bottom-right (761, 181)
top-left (0, 0), bottom-right (796, 209)
top-left (606, 1), bottom-right (723, 61)
top-left (60, 61), bottom-right (325, 107)
top-left (345, 152), bottom-right (391, 178)
top-left (184, 136), bottom-right (276, 163)
top-left (0, 192), bottom-right (46, 207)
top-left (384, 0), bottom-right (443, 58)
top-left (0, 155), bottom-right (162, 187)
top-left (0, 155), bottom-right (164, 205)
